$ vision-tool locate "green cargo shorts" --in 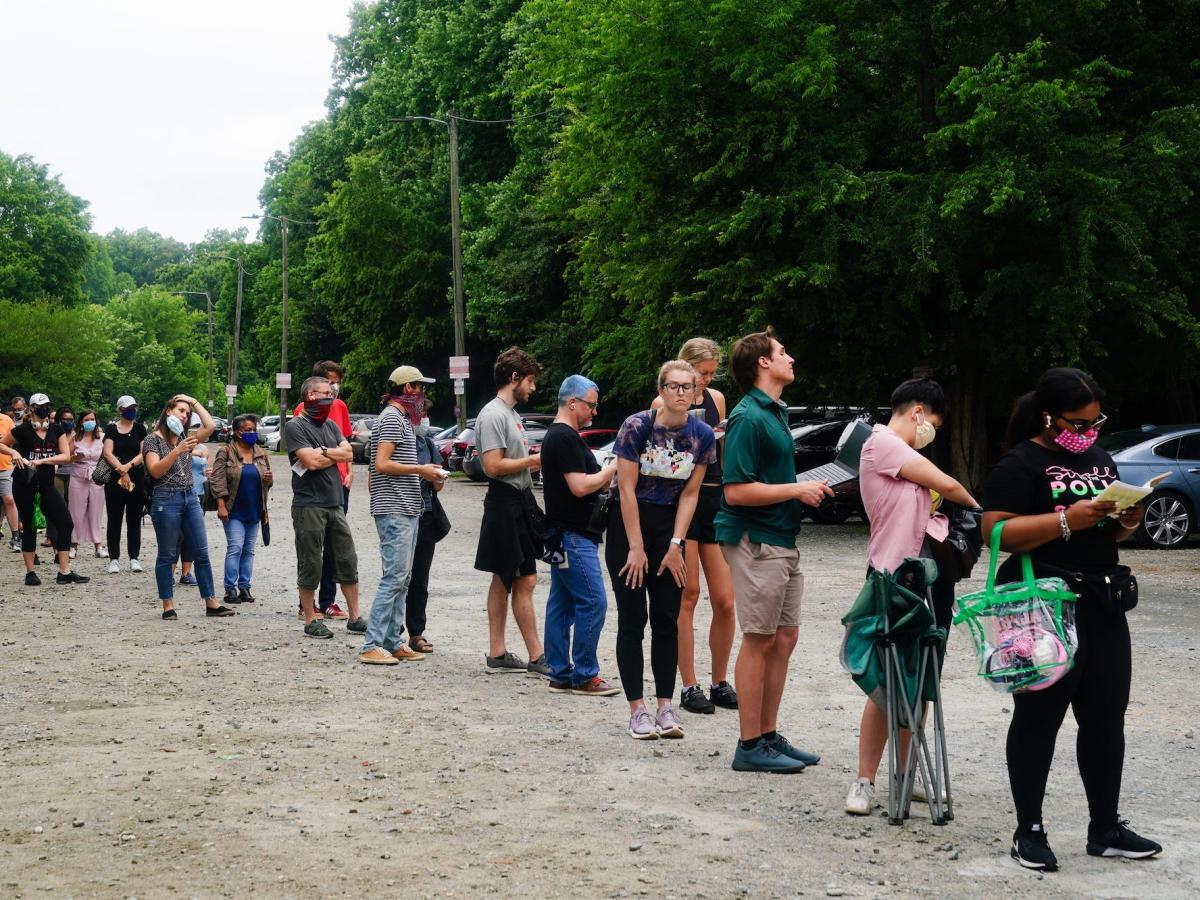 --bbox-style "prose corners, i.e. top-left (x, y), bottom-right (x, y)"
top-left (292, 505), bottom-right (358, 590)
